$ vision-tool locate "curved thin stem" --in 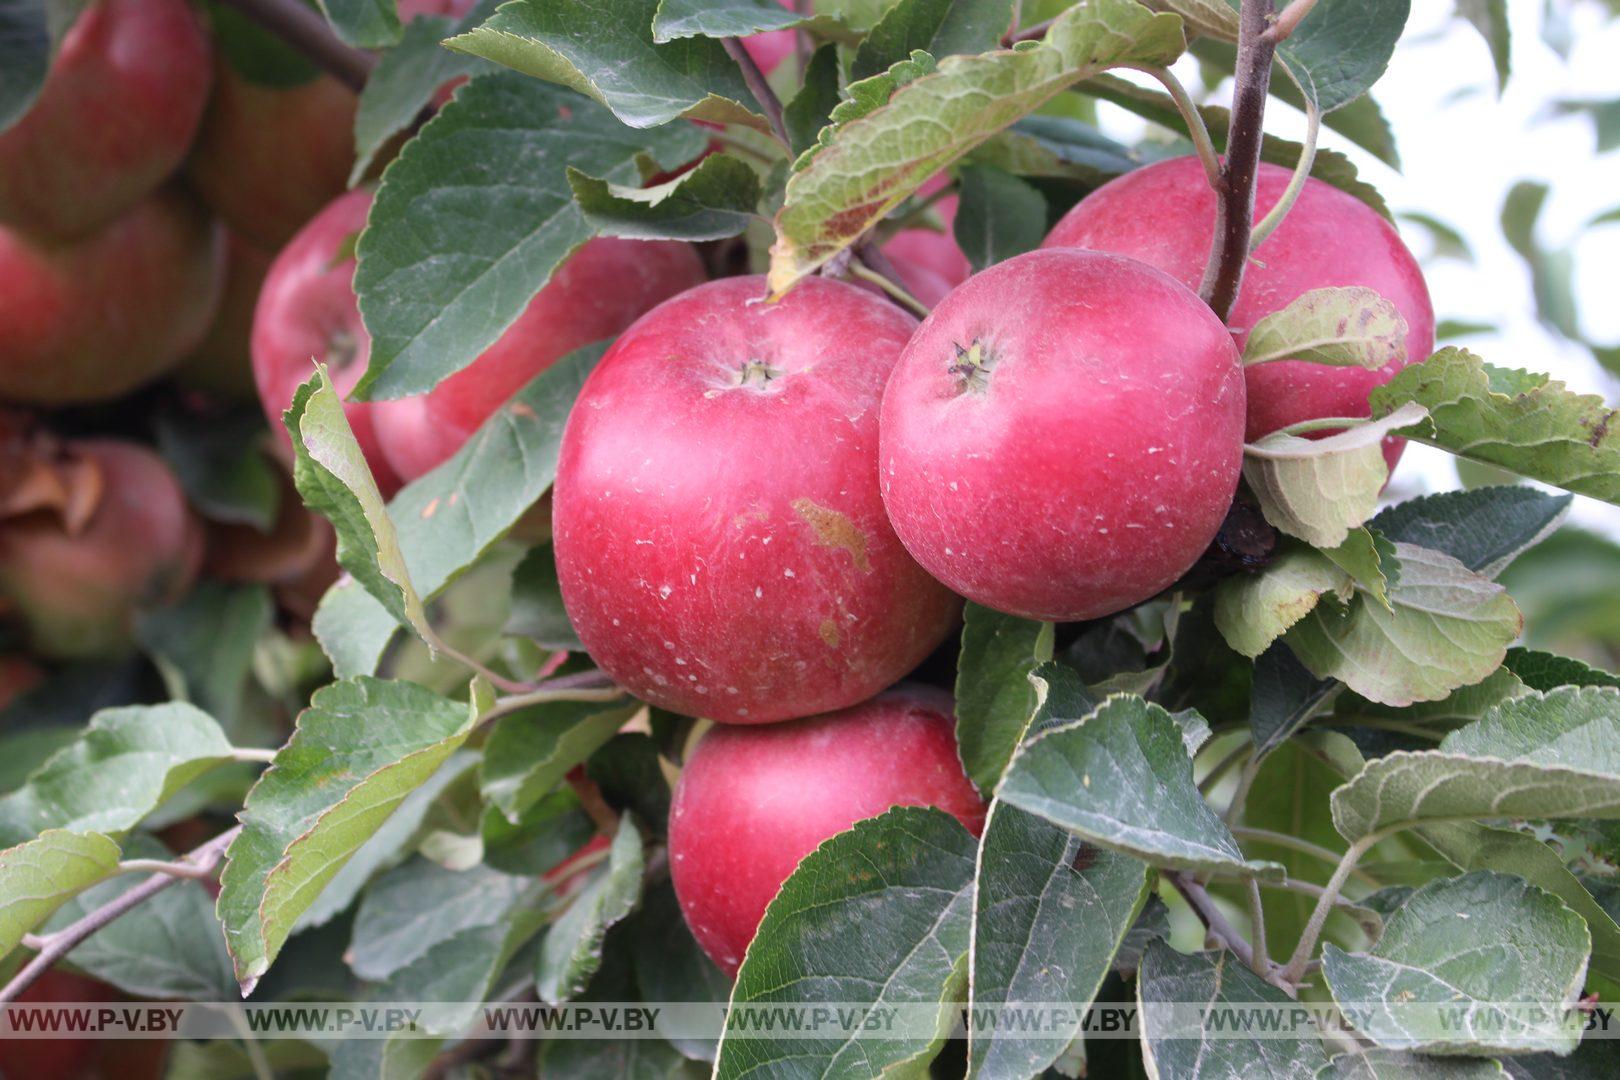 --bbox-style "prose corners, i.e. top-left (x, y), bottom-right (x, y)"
top-left (1263, 0), bottom-right (1321, 44)
top-left (848, 258), bottom-right (931, 318)
top-left (1246, 877), bottom-right (1270, 972)
top-left (1233, 827), bottom-right (1381, 887)
top-left (0, 826), bottom-right (242, 1005)
top-left (1249, 102), bottom-right (1319, 251)
top-left (115, 858), bottom-right (219, 880)
top-left (1282, 830), bottom-right (1382, 983)
top-left (1127, 65), bottom-right (1221, 187)
top-left (232, 747), bottom-right (280, 764)
top-left (482, 670), bottom-right (623, 727)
